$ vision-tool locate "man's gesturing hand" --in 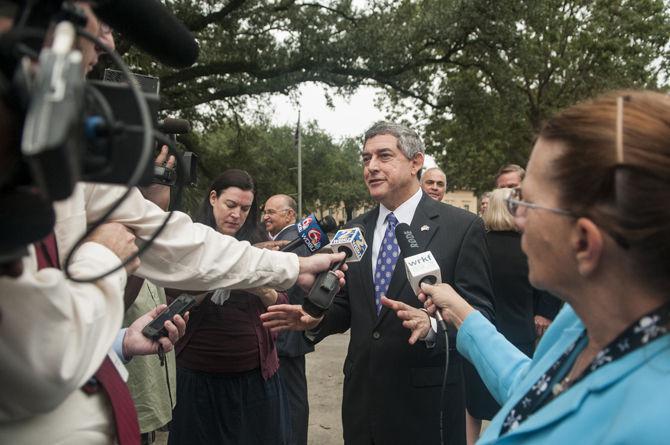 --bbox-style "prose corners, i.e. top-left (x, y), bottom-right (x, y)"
top-left (380, 296), bottom-right (431, 345)
top-left (260, 304), bottom-right (323, 333)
